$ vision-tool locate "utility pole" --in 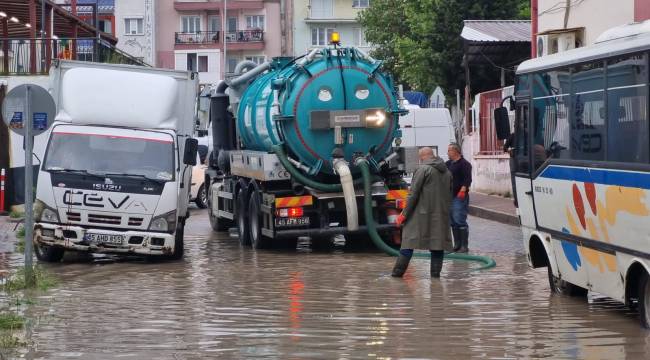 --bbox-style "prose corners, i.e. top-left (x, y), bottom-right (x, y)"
top-left (223, 0), bottom-right (227, 79)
